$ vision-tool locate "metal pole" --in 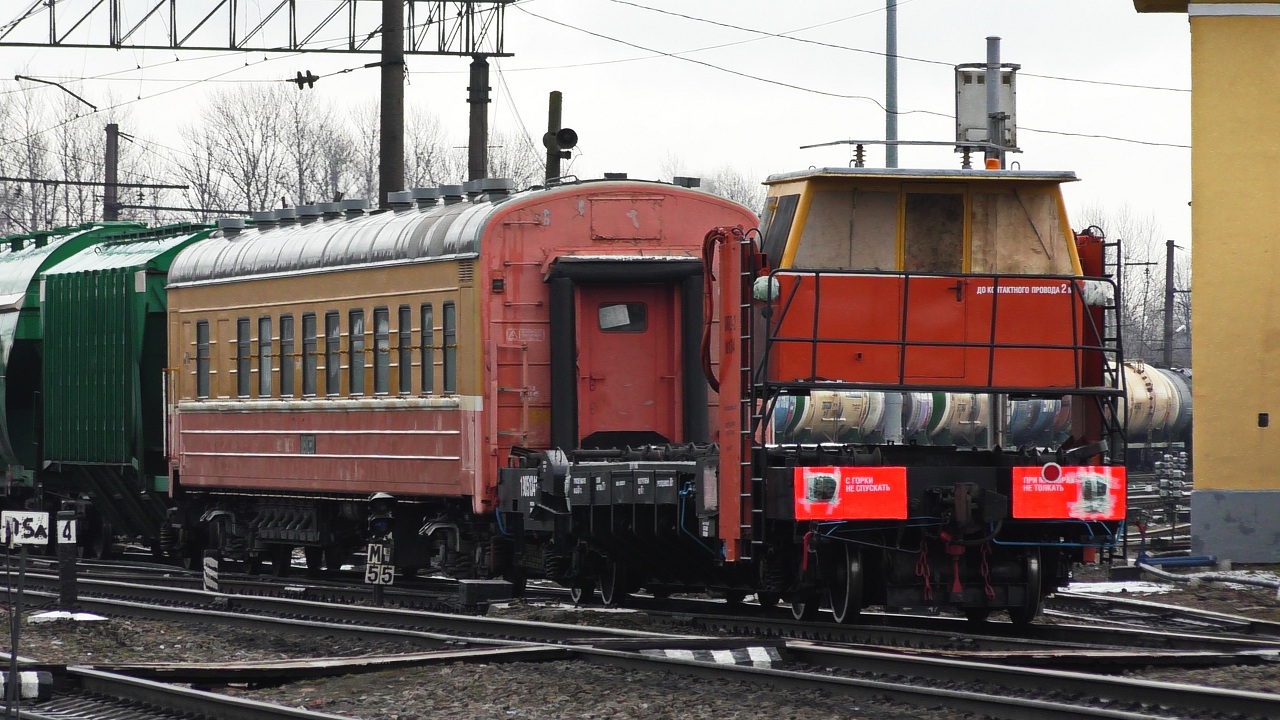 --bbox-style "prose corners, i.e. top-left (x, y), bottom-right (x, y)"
top-left (104, 123), bottom-right (119, 221)
top-left (1164, 239), bottom-right (1176, 368)
top-left (467, 56), bottom-right (491, 182)
top-left (378, 0), bottom-right (405, 209)
top-left (985, 36), bottom-right (1002, 168)
top-left (885, 1), bottom-right (898, 168)
top-left (7, 545), bottom-right (26, 715)
top-left (545, 91), bottom-right (563, 181)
